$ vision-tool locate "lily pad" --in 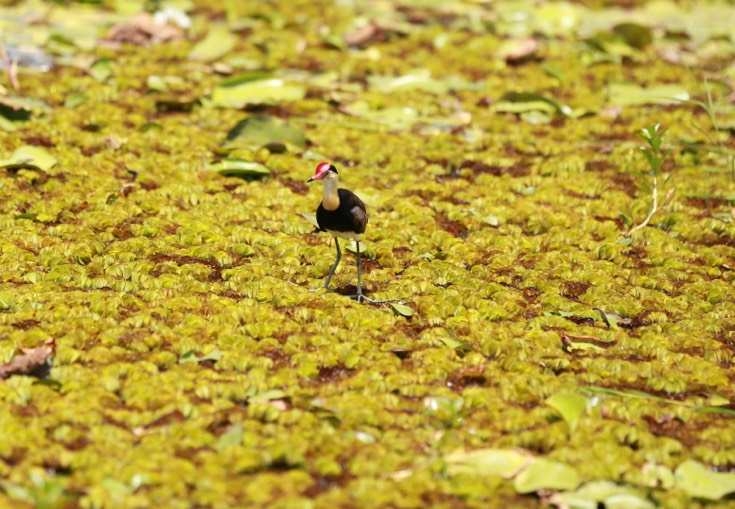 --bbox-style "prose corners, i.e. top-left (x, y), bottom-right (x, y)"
top-left (513, 458), bottom-right (581, 494)
top-left (675, 460), bottom-right (735, 500)
top-left (341, 101), bottom-right (419, 131)
top-left (0, 146), bottom-right (57, 172)
top-left (498, 38), bottom-right (540, 63)
top-left (608, 83), bottom-right (689, 107)
top-left (0, 99), bottom-right (32, 123)
top-left (613, 23), bottom-right (653, 49)
top-left (224, 115), bottom-right (306, 151)
top-left (250, 389), bottom-right (287, 403)
top-left (445, 448), bottom-right (532, 478)
top-left (550, 481), bottom-right (654, 509)
top-left (546, 391), bottom-right (587, 431)
top-left (89, 58), bottom-right (113, 82)
top-left (494, 92), bottom-right (586, 119)
top-left (368, 69), bottom-right (478, 94)
top-left (0, 95), bottom-right (47, 129)
top-left (211, 78), bottom-right (305, 108)
top-left (64, 92), bottom-right (88, 108)
top-left (189, 25), bottom-right (237, 62)
top-left (216, 423), bottom-right (243, 451)
top-left (146, 75), bottom-right (186, 92)
top-left (389, 303), bottom-right (414, 318)
top-left (208, 159), bottom-right (271, 180)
